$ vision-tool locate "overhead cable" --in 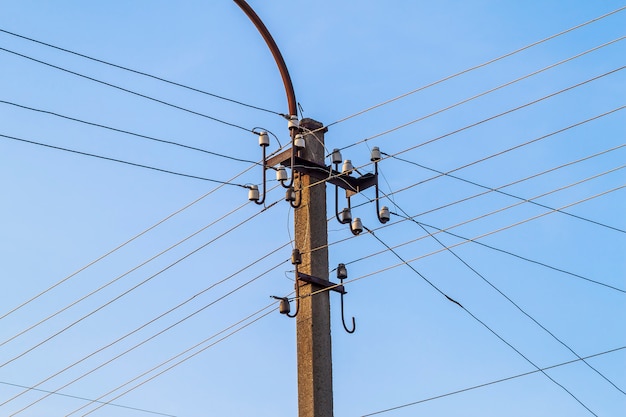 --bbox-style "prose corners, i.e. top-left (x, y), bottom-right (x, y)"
top-left (0, 132), bottom-right (249, 186)
top-left (340, 66), bottom-right (625, 151)
top-left (392, 199), bottom-right (625, 395)
top-left (0, 28), bottom-right (282, 116)
top-left (0, 198), bottom-right (280, 368)
top-left (0, 46), bottom-right (255, 133)
top-left (0, 380), bottom-right (176, 417)
top-left (9, 255), bottom-right (290, 414)
top-left (65, 304), bottom-right (276, 417)
top-left (0, 161), bottom-right (257, 322)
top-left (363, 226), bottom-right (598, 416)
top-left (325, 6), bottom-right (626, 130)
top-left (385, 152), bottom-right (626, 234)
top-left (0, 100), bottom-right (259, 165)
top-left (361, 346), bottom-right (626, 416)
top-left (305, 184), bottom-right (626, 298)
